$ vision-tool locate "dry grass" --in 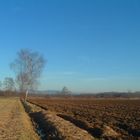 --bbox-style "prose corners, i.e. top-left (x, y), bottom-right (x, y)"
top-left (0, 97), bottom-right (39, 140)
